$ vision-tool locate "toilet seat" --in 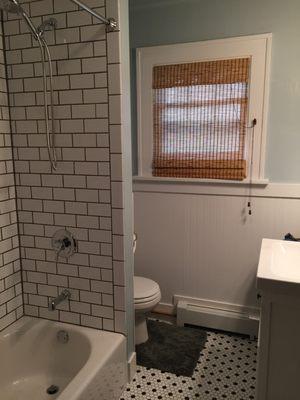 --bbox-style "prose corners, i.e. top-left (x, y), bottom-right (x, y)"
top-left (134, 292), bottom-right (161, 304)
top-left (134, 276), bottom-right (160, 302)
top-left (133, 276), bottom-right (161, 344)
top-left (134, 276), bottom-right (161, 311)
